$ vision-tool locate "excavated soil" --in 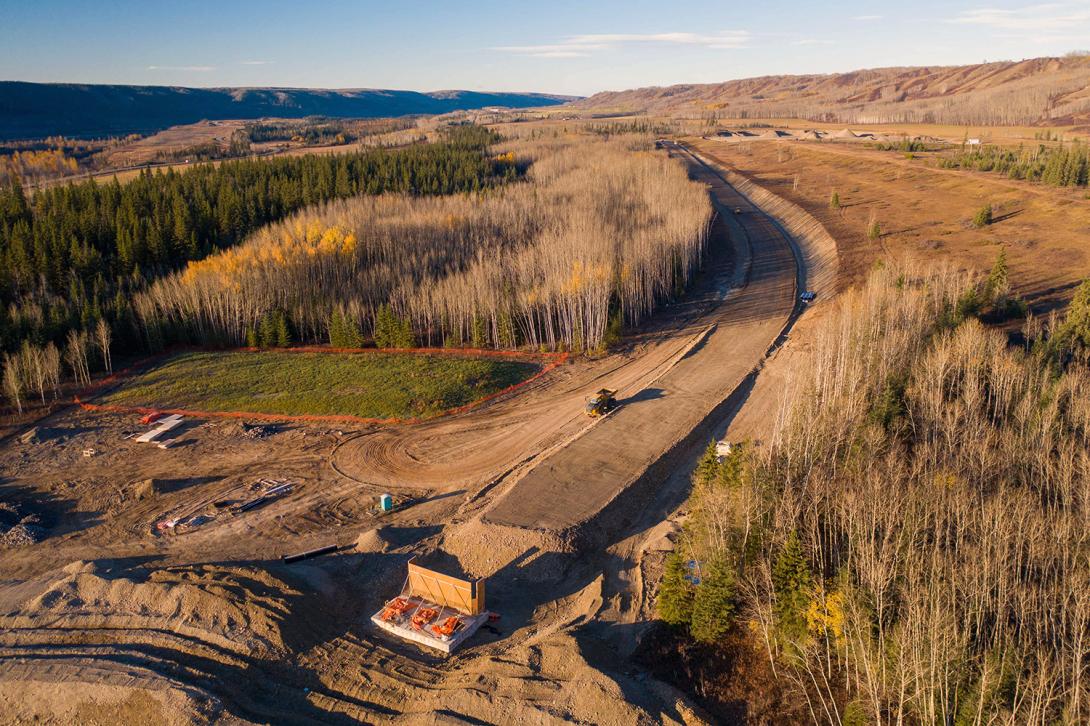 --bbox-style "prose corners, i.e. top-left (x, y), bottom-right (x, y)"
top-left (0, 144), bottom-right (832, 724)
